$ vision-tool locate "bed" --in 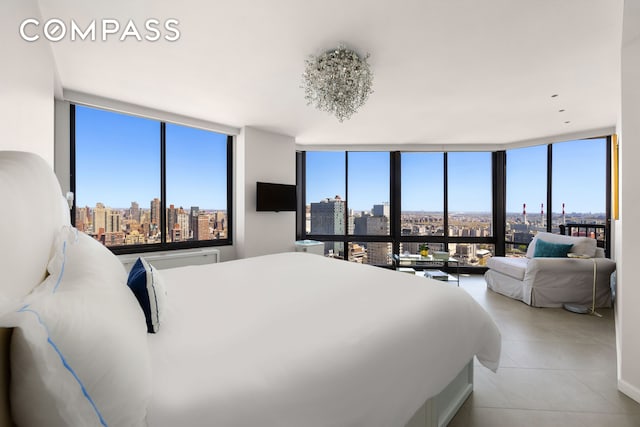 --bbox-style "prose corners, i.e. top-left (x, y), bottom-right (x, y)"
top-left (0, 151), bottom-right (501, 427)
